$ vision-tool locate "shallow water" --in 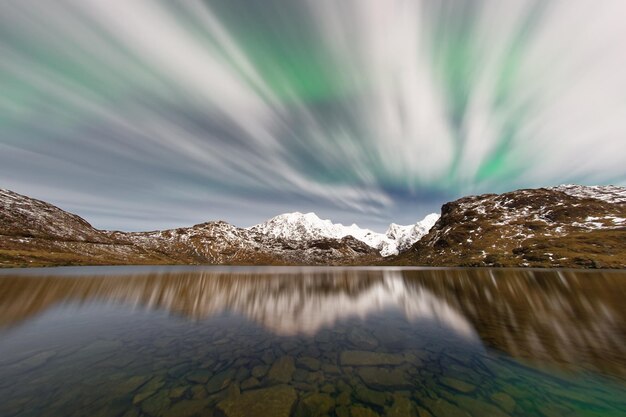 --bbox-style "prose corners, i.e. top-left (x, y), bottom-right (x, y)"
top-left (0, 266), bottom-right (624, 417)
